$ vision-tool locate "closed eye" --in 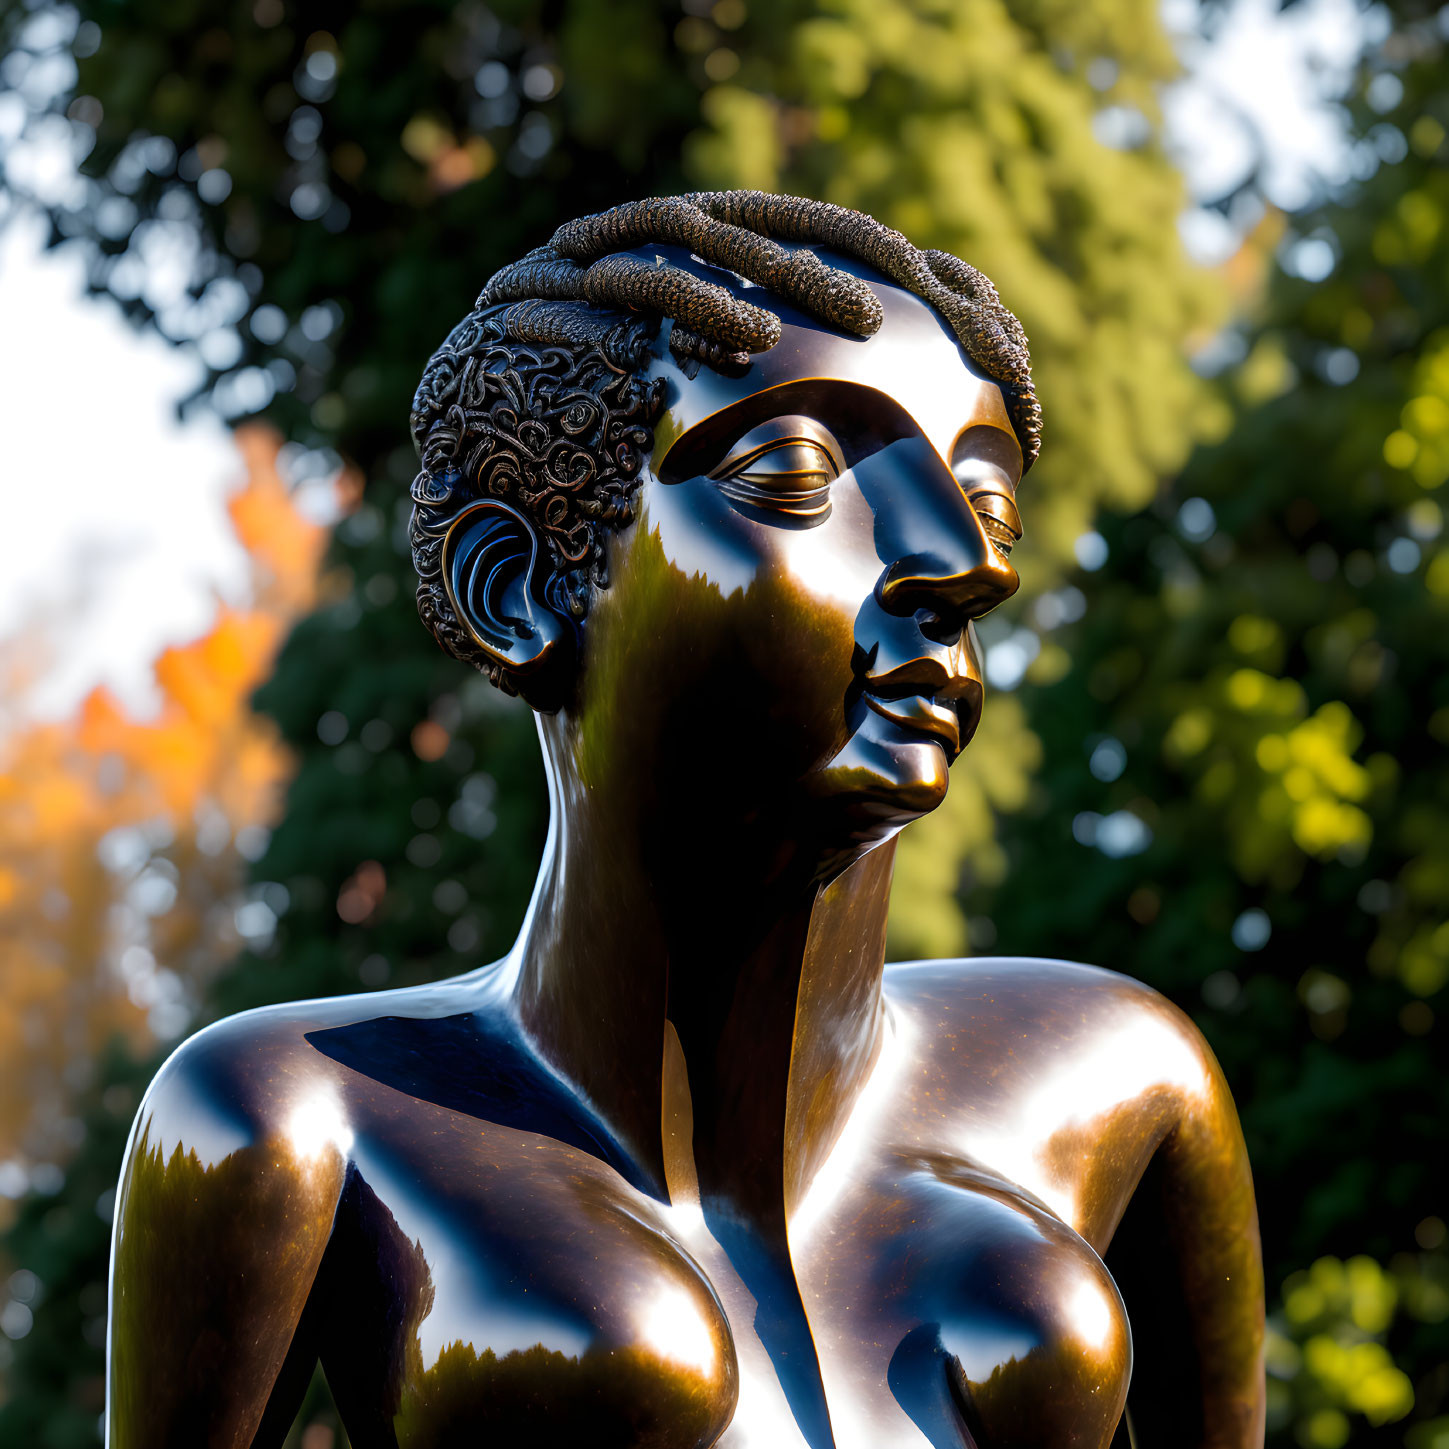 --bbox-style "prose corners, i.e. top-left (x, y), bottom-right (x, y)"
top-left (710, 418), bottom-right (842, 519)
top-left (968, 488), bottom-right (1023, 557)
top-left (953, 448), bottom-right (1024, 559)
